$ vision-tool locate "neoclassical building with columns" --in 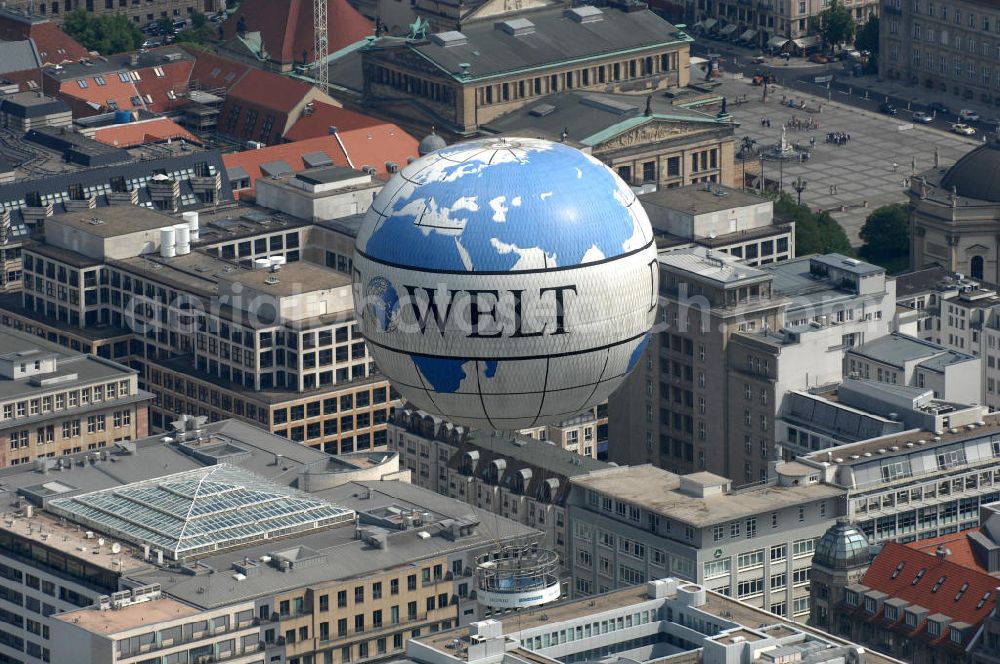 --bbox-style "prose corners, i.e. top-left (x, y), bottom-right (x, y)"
top-left (909, 139), bottom-right (1000, 283)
